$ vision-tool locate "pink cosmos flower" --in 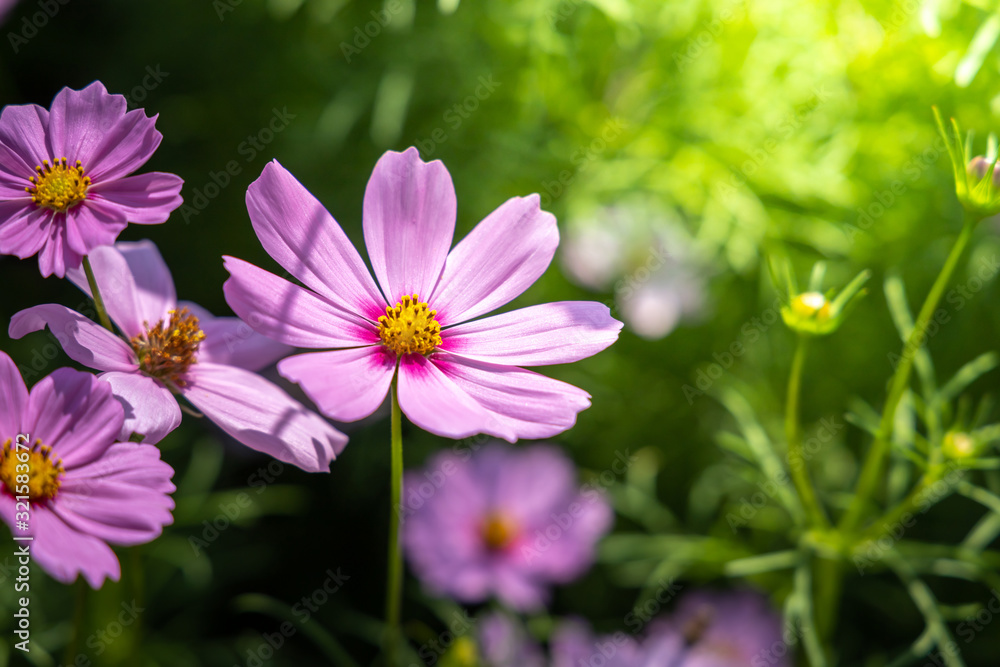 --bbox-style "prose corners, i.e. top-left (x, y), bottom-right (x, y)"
top-left (0, 351), bottom-right (175, 587)
top-left (478, 611), bottom-right (545, 667)
top-left (401, 442), bottom-right (612, 610)
top-left (223, 148), bottom-right (622, 441)
top-left (9, 241), bottom-right (346, 472)
top-left (551, 618), bottom-right (642, 667)
top-left (0, 81), bottom-right (183, 277)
